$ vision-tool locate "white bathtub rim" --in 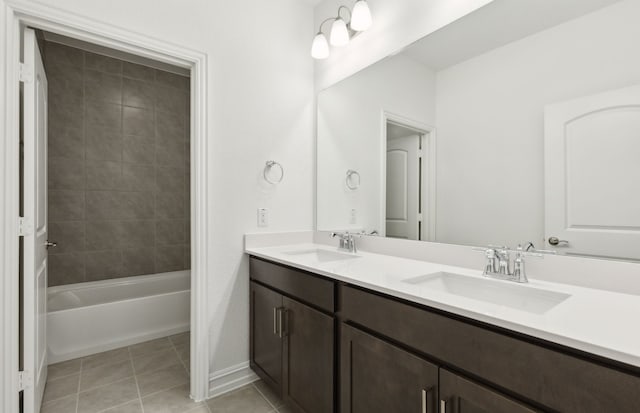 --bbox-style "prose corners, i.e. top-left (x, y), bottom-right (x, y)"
top-left (48, 290), bottom-right (190, 314)
top-left (47, 270), bottom-right (190, 295)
